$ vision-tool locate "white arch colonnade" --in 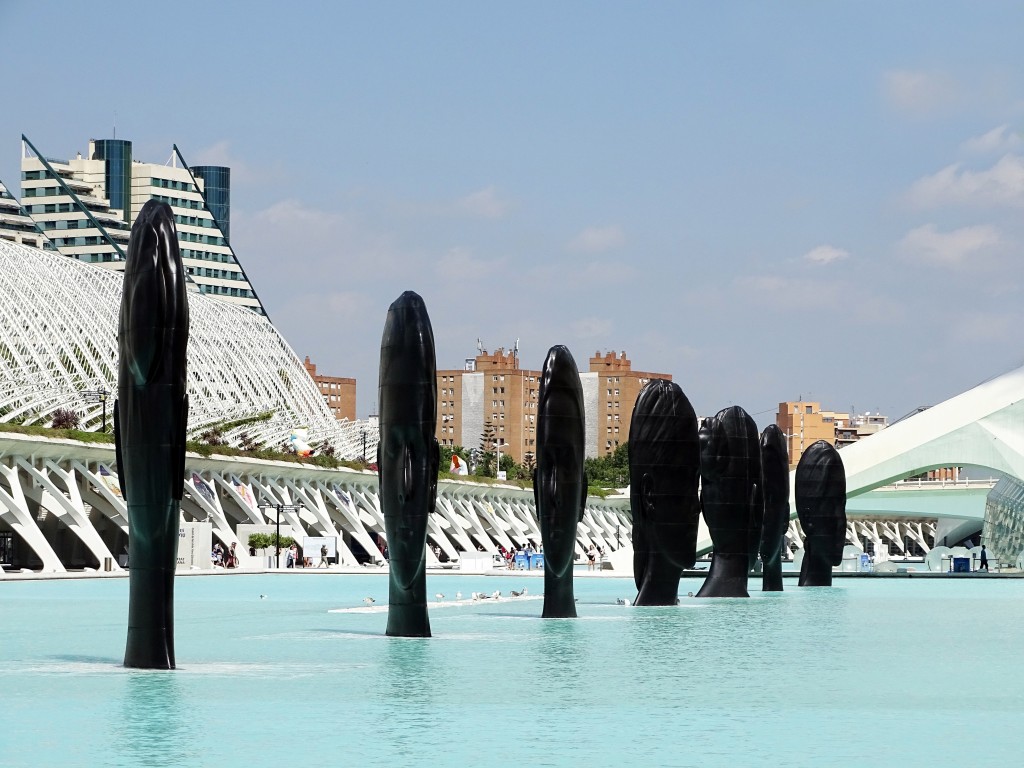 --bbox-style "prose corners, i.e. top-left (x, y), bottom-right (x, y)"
top-left (0, 432), bottom-right (630, 575)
